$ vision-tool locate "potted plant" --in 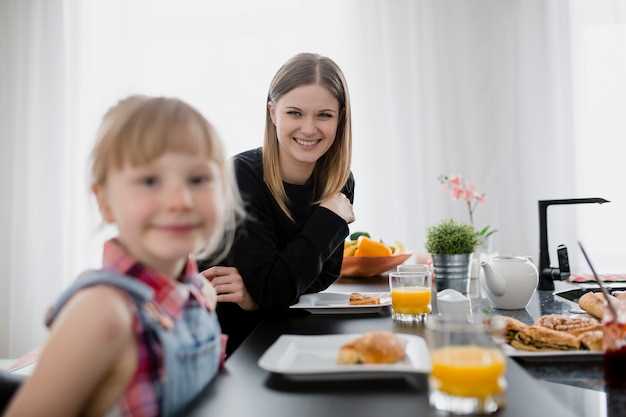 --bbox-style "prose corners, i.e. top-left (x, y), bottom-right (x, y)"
top-left (426, 219), bottom-right (479, 294)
